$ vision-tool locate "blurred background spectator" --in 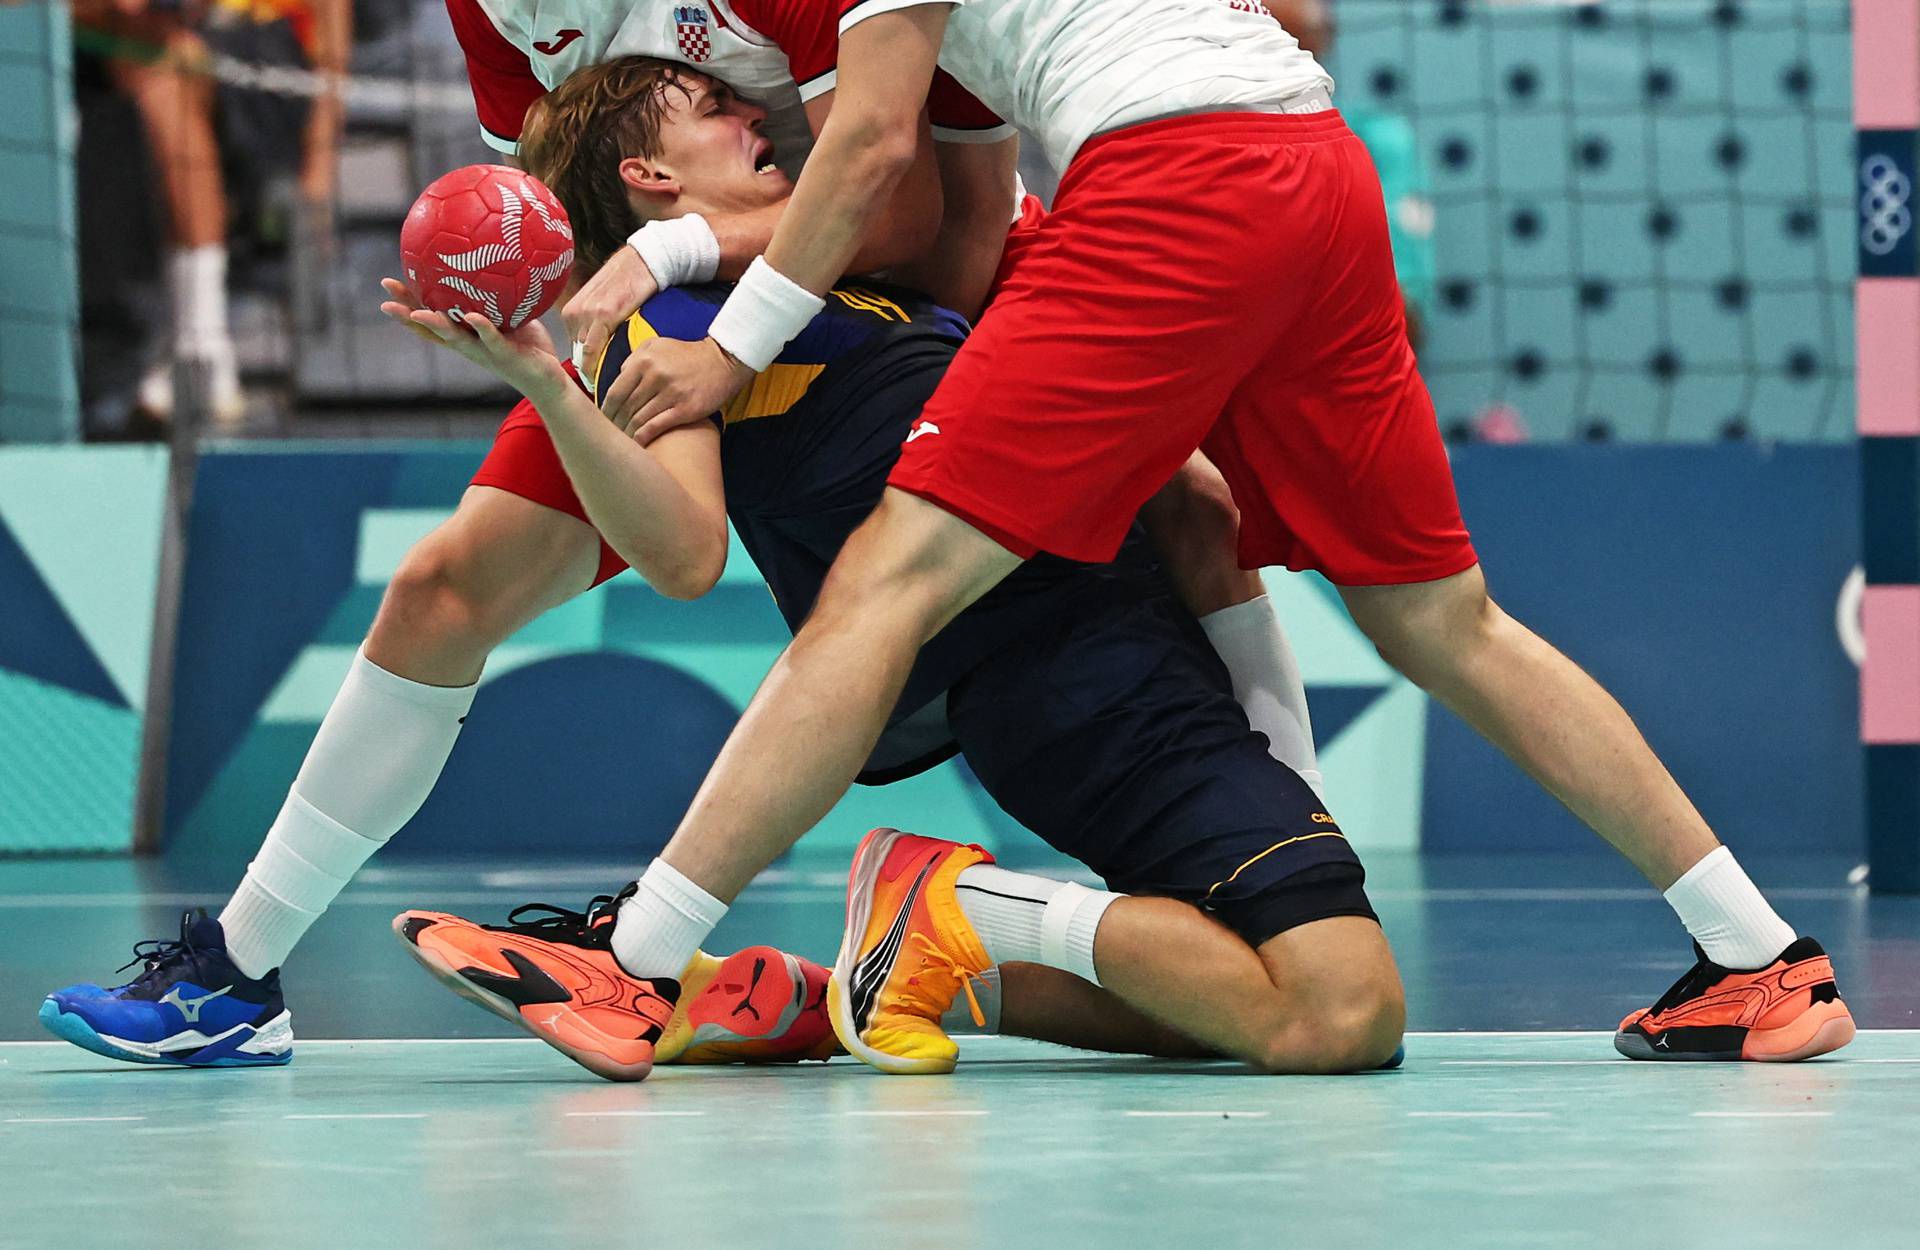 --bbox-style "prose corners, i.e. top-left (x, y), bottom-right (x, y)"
top-left (15, 0), bottom-right (1850, 446)
top-left (68, 0), bottom-right (348, 434)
